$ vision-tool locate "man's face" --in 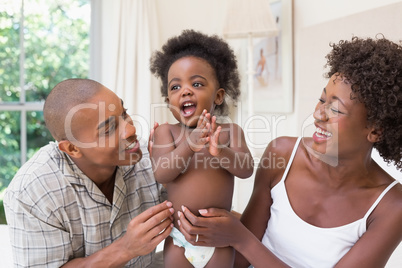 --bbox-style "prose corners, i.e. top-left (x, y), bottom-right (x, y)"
top-left (67, 87), bottom-right (142, 169)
